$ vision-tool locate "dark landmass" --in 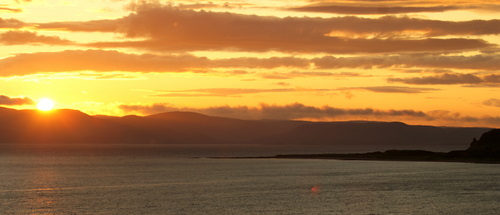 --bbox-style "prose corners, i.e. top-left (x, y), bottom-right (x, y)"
top-left (269, 129), bottom-right (500, 163)
top-left (0, 107), bottom-right (493, 153)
